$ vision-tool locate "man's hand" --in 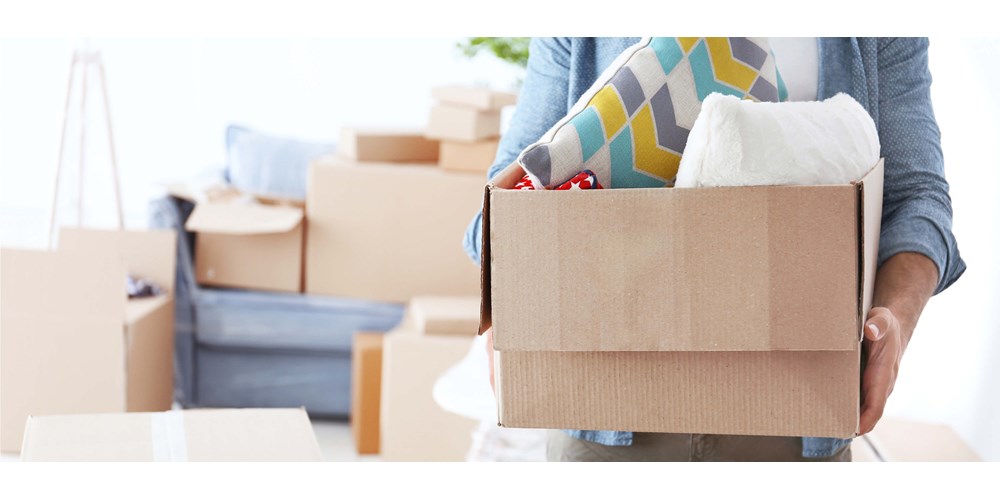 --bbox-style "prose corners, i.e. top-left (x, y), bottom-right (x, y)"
top-left (859, 252), bottom-right (939, 435)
